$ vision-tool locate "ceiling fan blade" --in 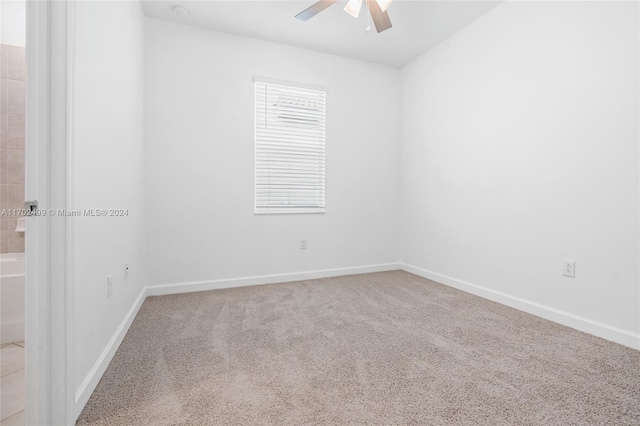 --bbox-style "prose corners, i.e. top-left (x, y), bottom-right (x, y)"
top-left (368, 0), bottom-right (392, 33)
top-left (295, 0), bottom-right (338, 21)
